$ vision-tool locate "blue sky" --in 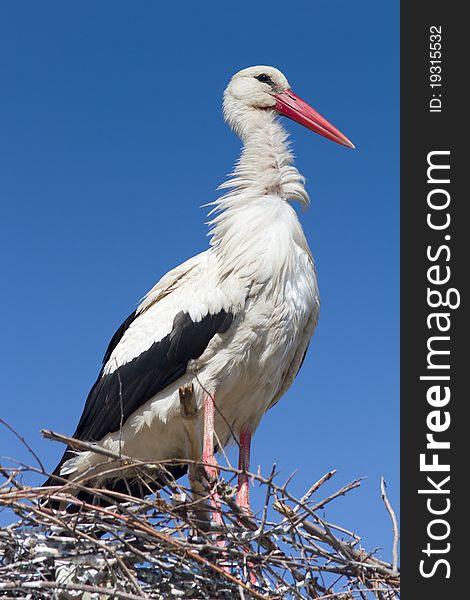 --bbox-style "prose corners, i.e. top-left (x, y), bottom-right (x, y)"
top-left (0, 1), bottom-right (399, 560)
